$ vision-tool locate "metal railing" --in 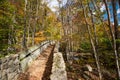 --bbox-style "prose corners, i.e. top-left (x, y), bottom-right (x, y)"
top-left (20, 40), bottom-right (54, 61)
